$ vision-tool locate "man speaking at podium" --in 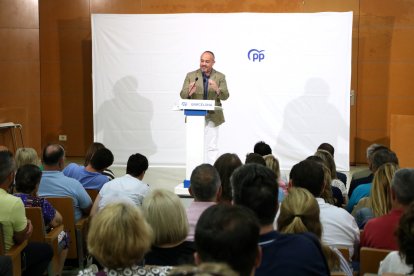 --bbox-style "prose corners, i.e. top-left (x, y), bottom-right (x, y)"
top-left (180, 51), bottom-right (230, 164)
